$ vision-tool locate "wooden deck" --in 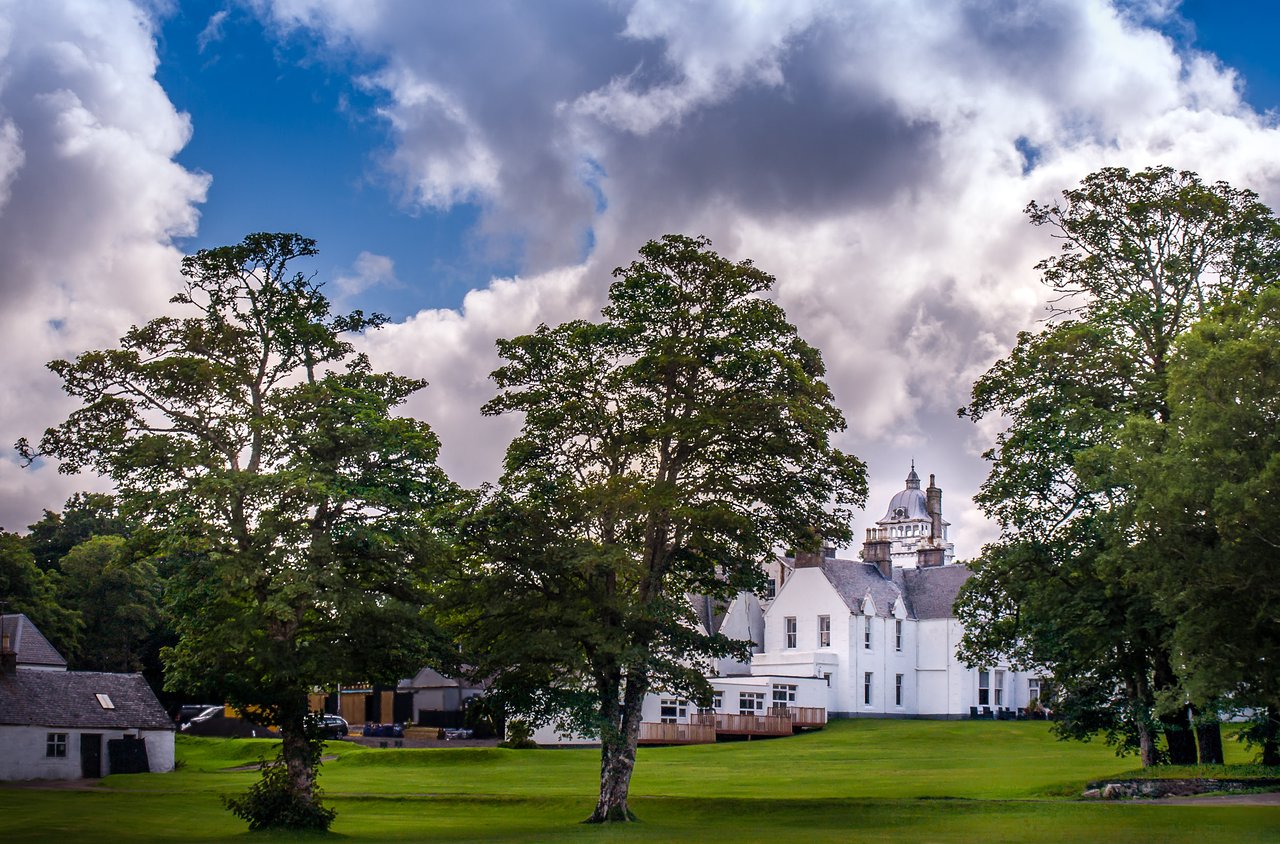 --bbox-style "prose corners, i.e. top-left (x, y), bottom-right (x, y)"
top-left (639, 706), bottom-right (827, 744)
top-left (638, 720), bottom-right (717, 745)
